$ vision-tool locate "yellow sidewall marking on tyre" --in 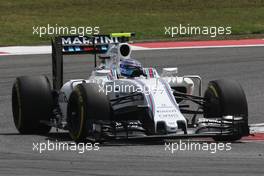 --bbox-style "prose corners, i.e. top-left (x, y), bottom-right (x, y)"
top-left (76, 88), bottom-right (84, 140)
top-left (15, 82), bottom-right (22, 129)
top-left (209, 85), bottom-right (219, 98)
